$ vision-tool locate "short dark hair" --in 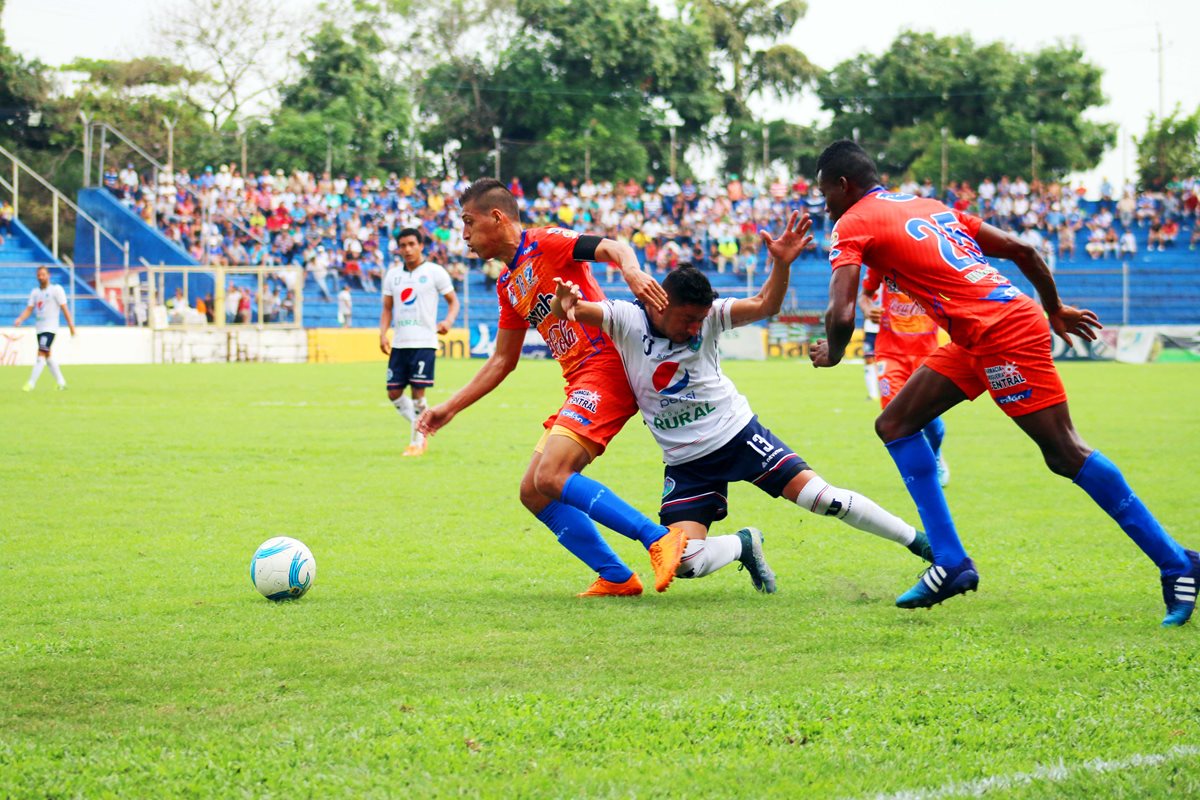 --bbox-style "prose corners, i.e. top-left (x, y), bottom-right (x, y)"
top-left (459, 178), bottom-right (520, 221)
top-left (396, 227), bottom-right (423, 244)
top-left (663, 266), bottom-right (719, 307)
top-left (816, 139), bottom-right (880, 188)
